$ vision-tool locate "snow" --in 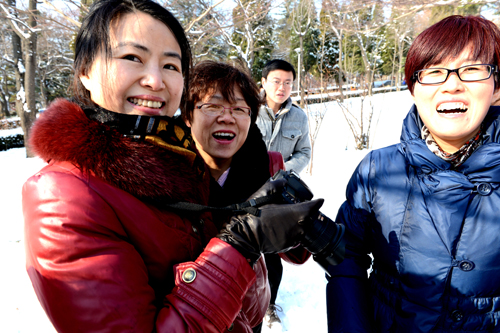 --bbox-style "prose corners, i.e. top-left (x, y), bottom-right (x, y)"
top-left (0, 127), bottom-right (23, 137)
top-left (17, 61), bottom-right (25, 74)
top-left (0, 90), bottom-right (414, 332)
